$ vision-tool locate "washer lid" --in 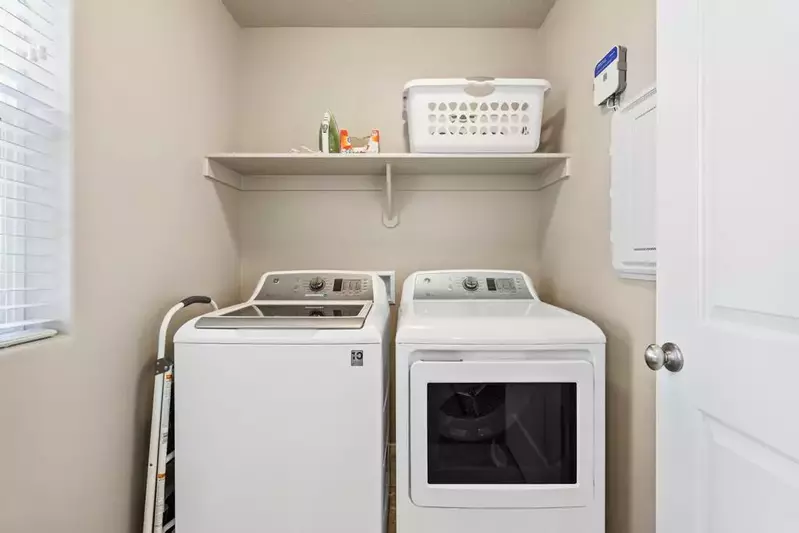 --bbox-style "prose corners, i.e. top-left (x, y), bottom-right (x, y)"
top-left (396, 300), bottom-right (605, 345)
top-left (196, 301), bottom-right (371, 330)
